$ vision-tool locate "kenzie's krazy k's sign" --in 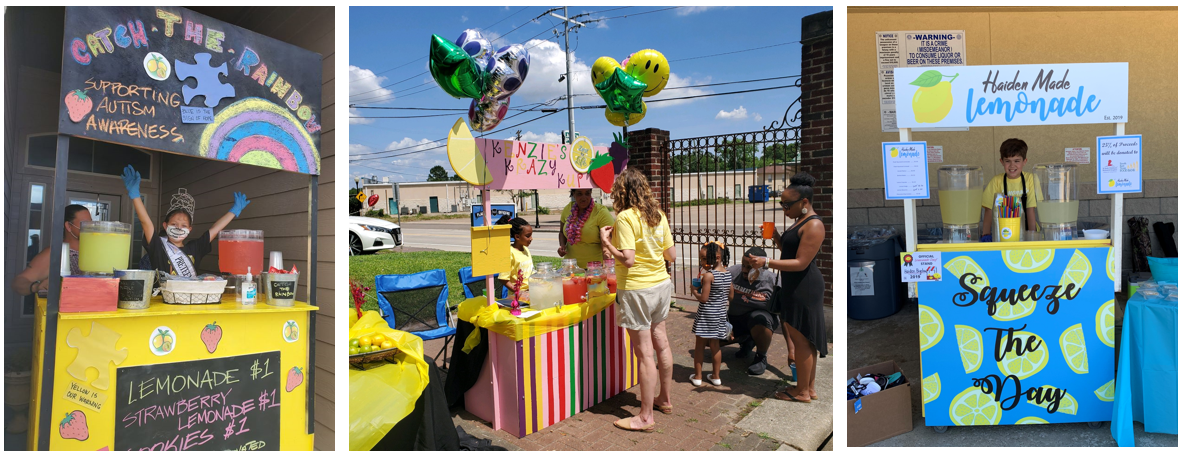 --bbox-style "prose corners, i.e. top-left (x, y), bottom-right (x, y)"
top-left (894, 63), bottom-right (1128, 129)
top-left (918, 247), bottom-right (1115, 426)
top-left (59, 6), bottom-right (322, 175)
